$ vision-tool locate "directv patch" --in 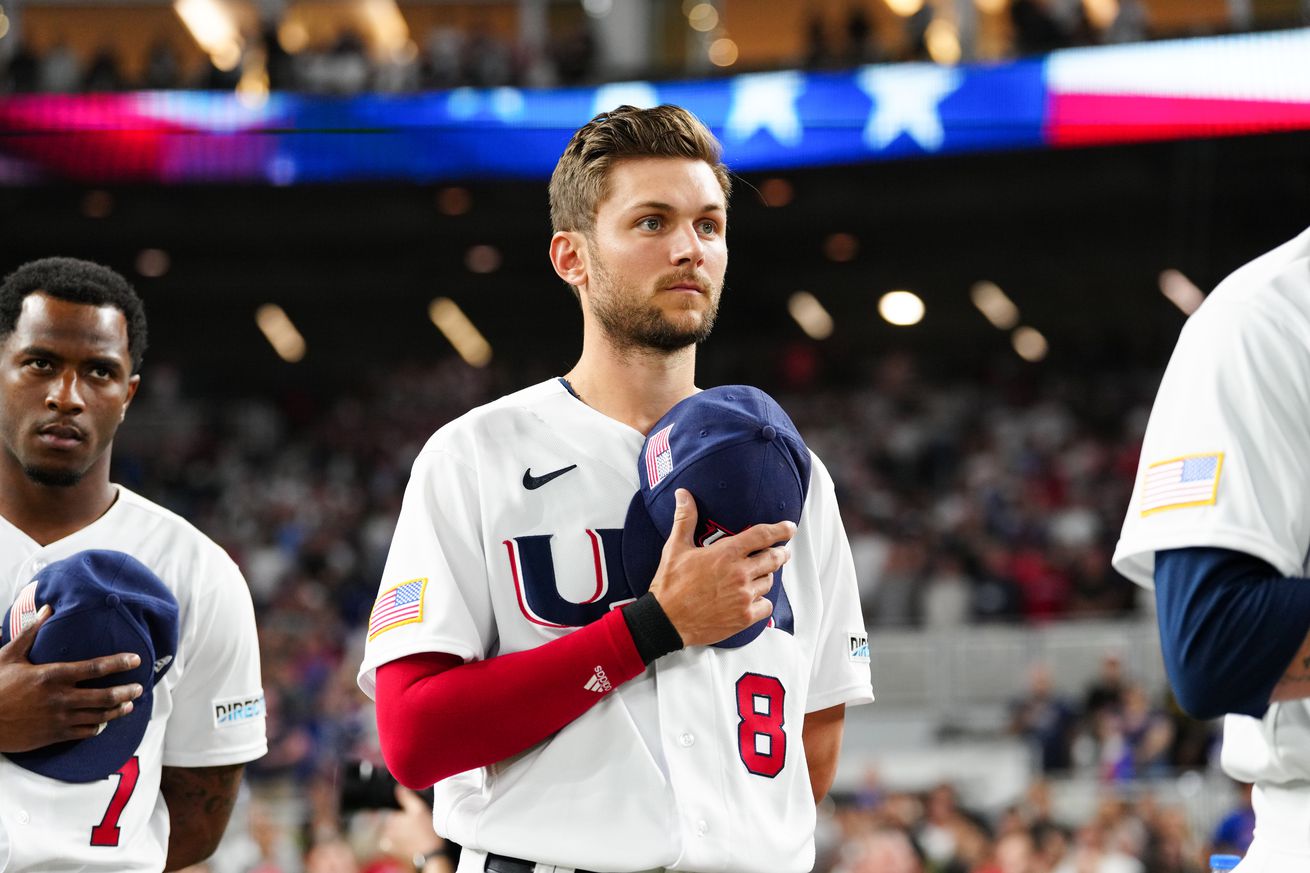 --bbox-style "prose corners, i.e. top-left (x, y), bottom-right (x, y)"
top-left (848, 634), bottom-right (870, 663)
top-left (213, 692), bottom-right (266, 729)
